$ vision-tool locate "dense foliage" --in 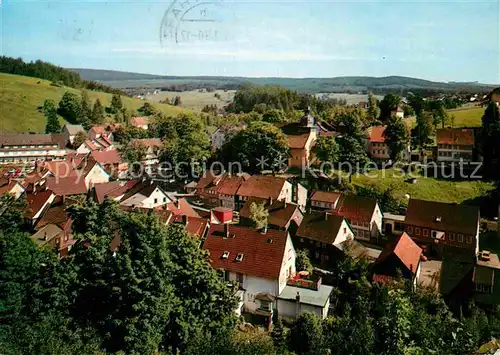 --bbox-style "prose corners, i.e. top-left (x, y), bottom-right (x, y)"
top-left (383, 116), bottom-right (410, 161)
top-left (218, 121), bottom-right (290, 173)
top-left (0, 200), bottom-right (238, 354)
